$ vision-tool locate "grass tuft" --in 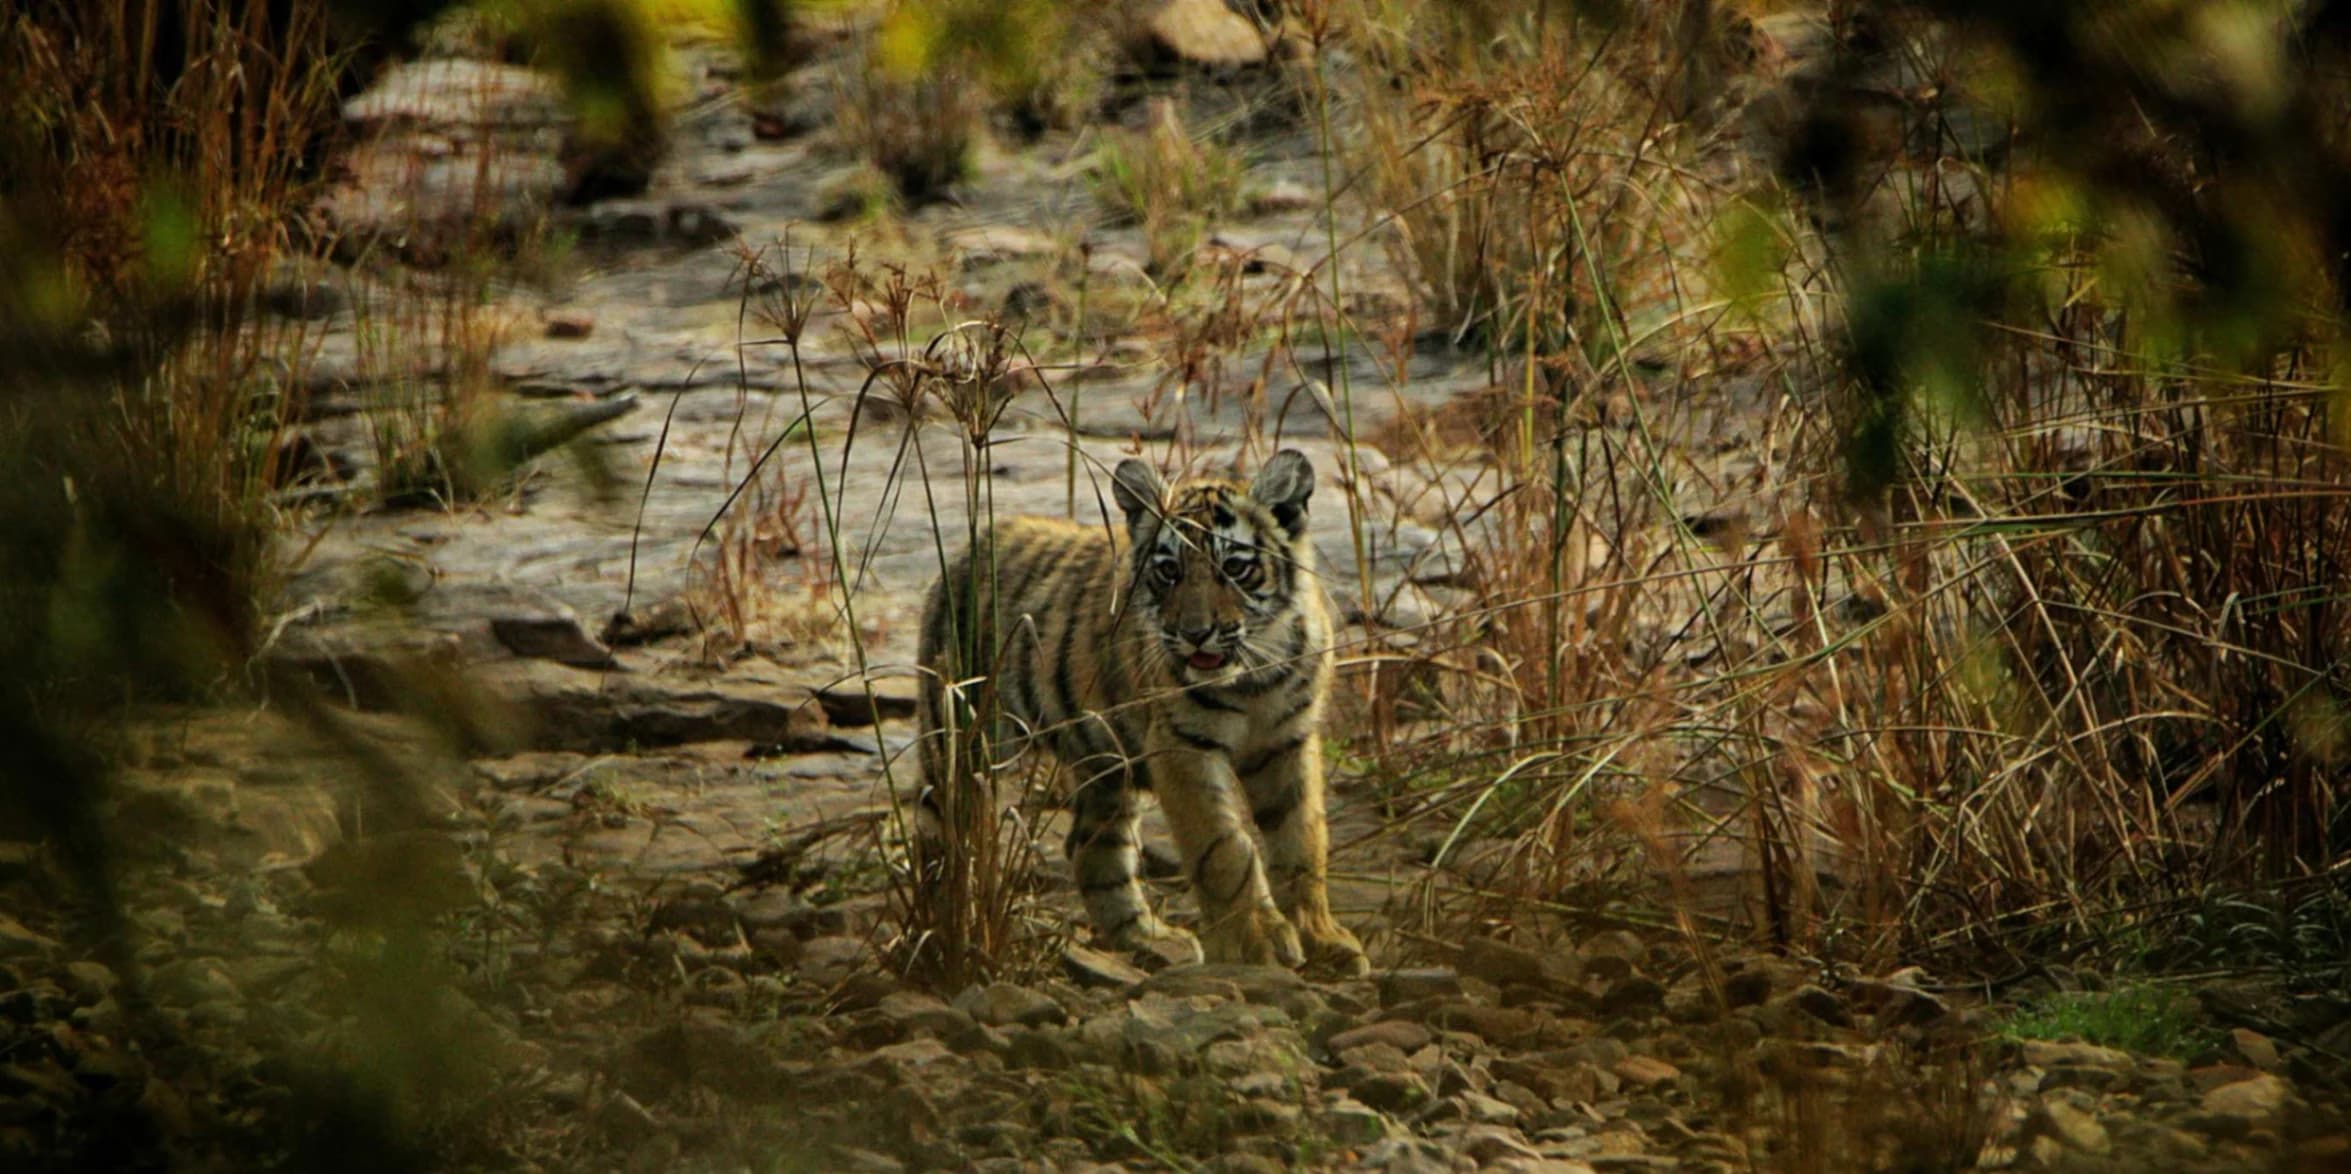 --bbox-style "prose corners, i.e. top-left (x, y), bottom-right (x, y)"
top-left (1088, 98), bottom-right (1248, 279)
top-left (1999, 983), bottom-right (2218, 1060)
